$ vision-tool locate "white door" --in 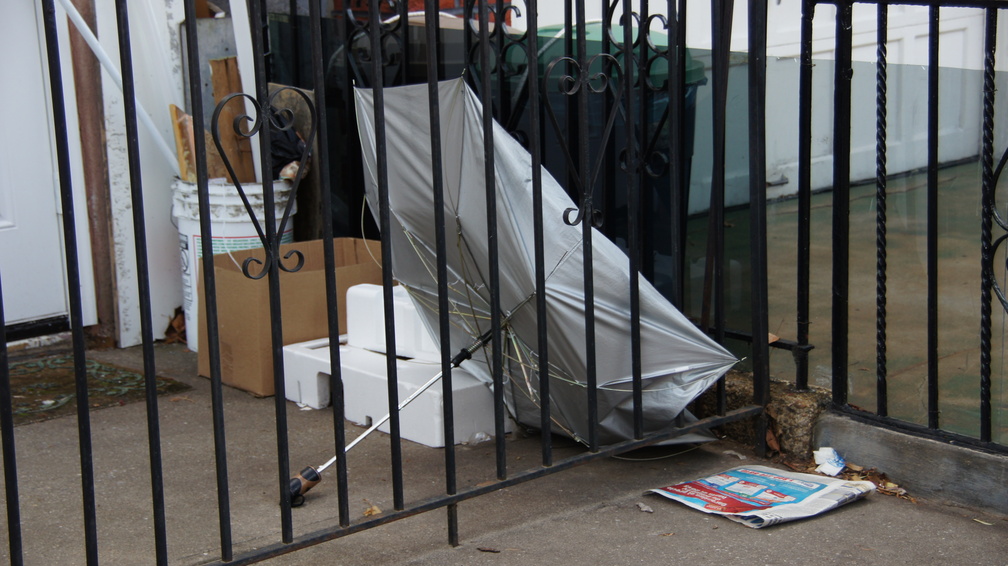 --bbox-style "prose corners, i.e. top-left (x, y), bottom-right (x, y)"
top-left (0, 2), bottom-right (95, 328)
